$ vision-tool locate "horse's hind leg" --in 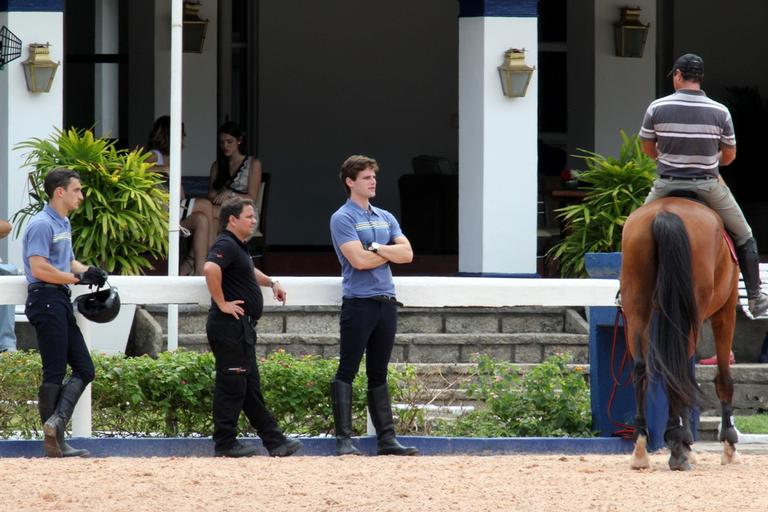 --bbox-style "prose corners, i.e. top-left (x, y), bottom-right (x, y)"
top-left (624, 305), bottom-right (652, 470)
top-left (629, 358), bottom-right (651, 470)
top-left (710, 304), bottom-right (740, 464)
top-left (665, 408), bottom-right (694, 471)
